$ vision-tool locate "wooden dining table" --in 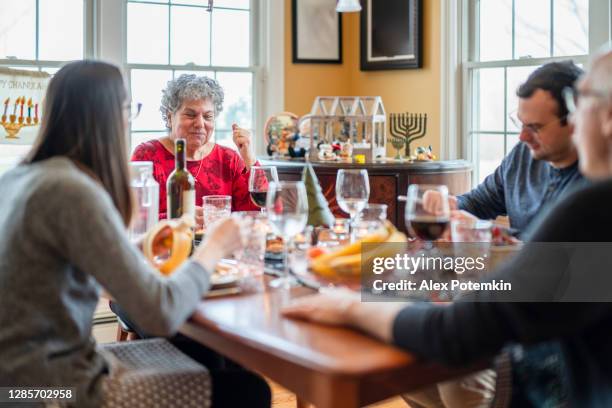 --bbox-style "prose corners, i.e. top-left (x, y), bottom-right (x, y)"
top-left (180, 276), bottom-right (486, 408)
